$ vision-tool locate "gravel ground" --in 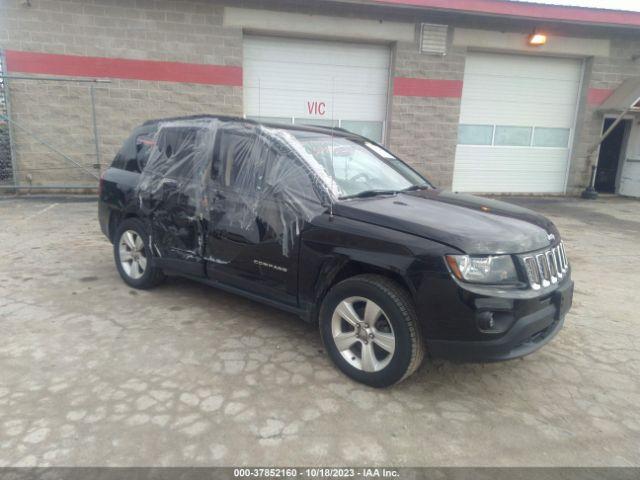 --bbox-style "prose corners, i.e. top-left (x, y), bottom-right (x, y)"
top-left (0, 195), bottom-right (639, 467)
